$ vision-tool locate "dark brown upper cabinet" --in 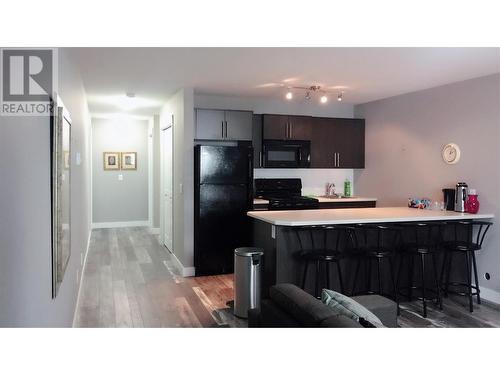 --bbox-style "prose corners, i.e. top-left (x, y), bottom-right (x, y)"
top-left (310, 117), bottom-right (365, 169)
top-left (263, 114), bottom-right (312, 140)
top-left (195, 109), bottom-right (253, 141)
